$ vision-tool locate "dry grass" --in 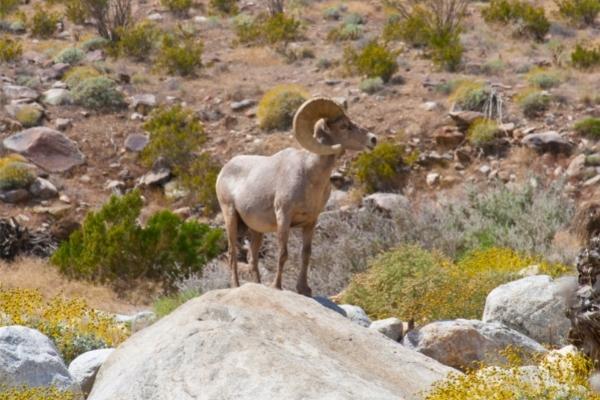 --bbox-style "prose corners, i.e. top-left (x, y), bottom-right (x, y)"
top-left (0, 258), bottom-right (153, 314)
